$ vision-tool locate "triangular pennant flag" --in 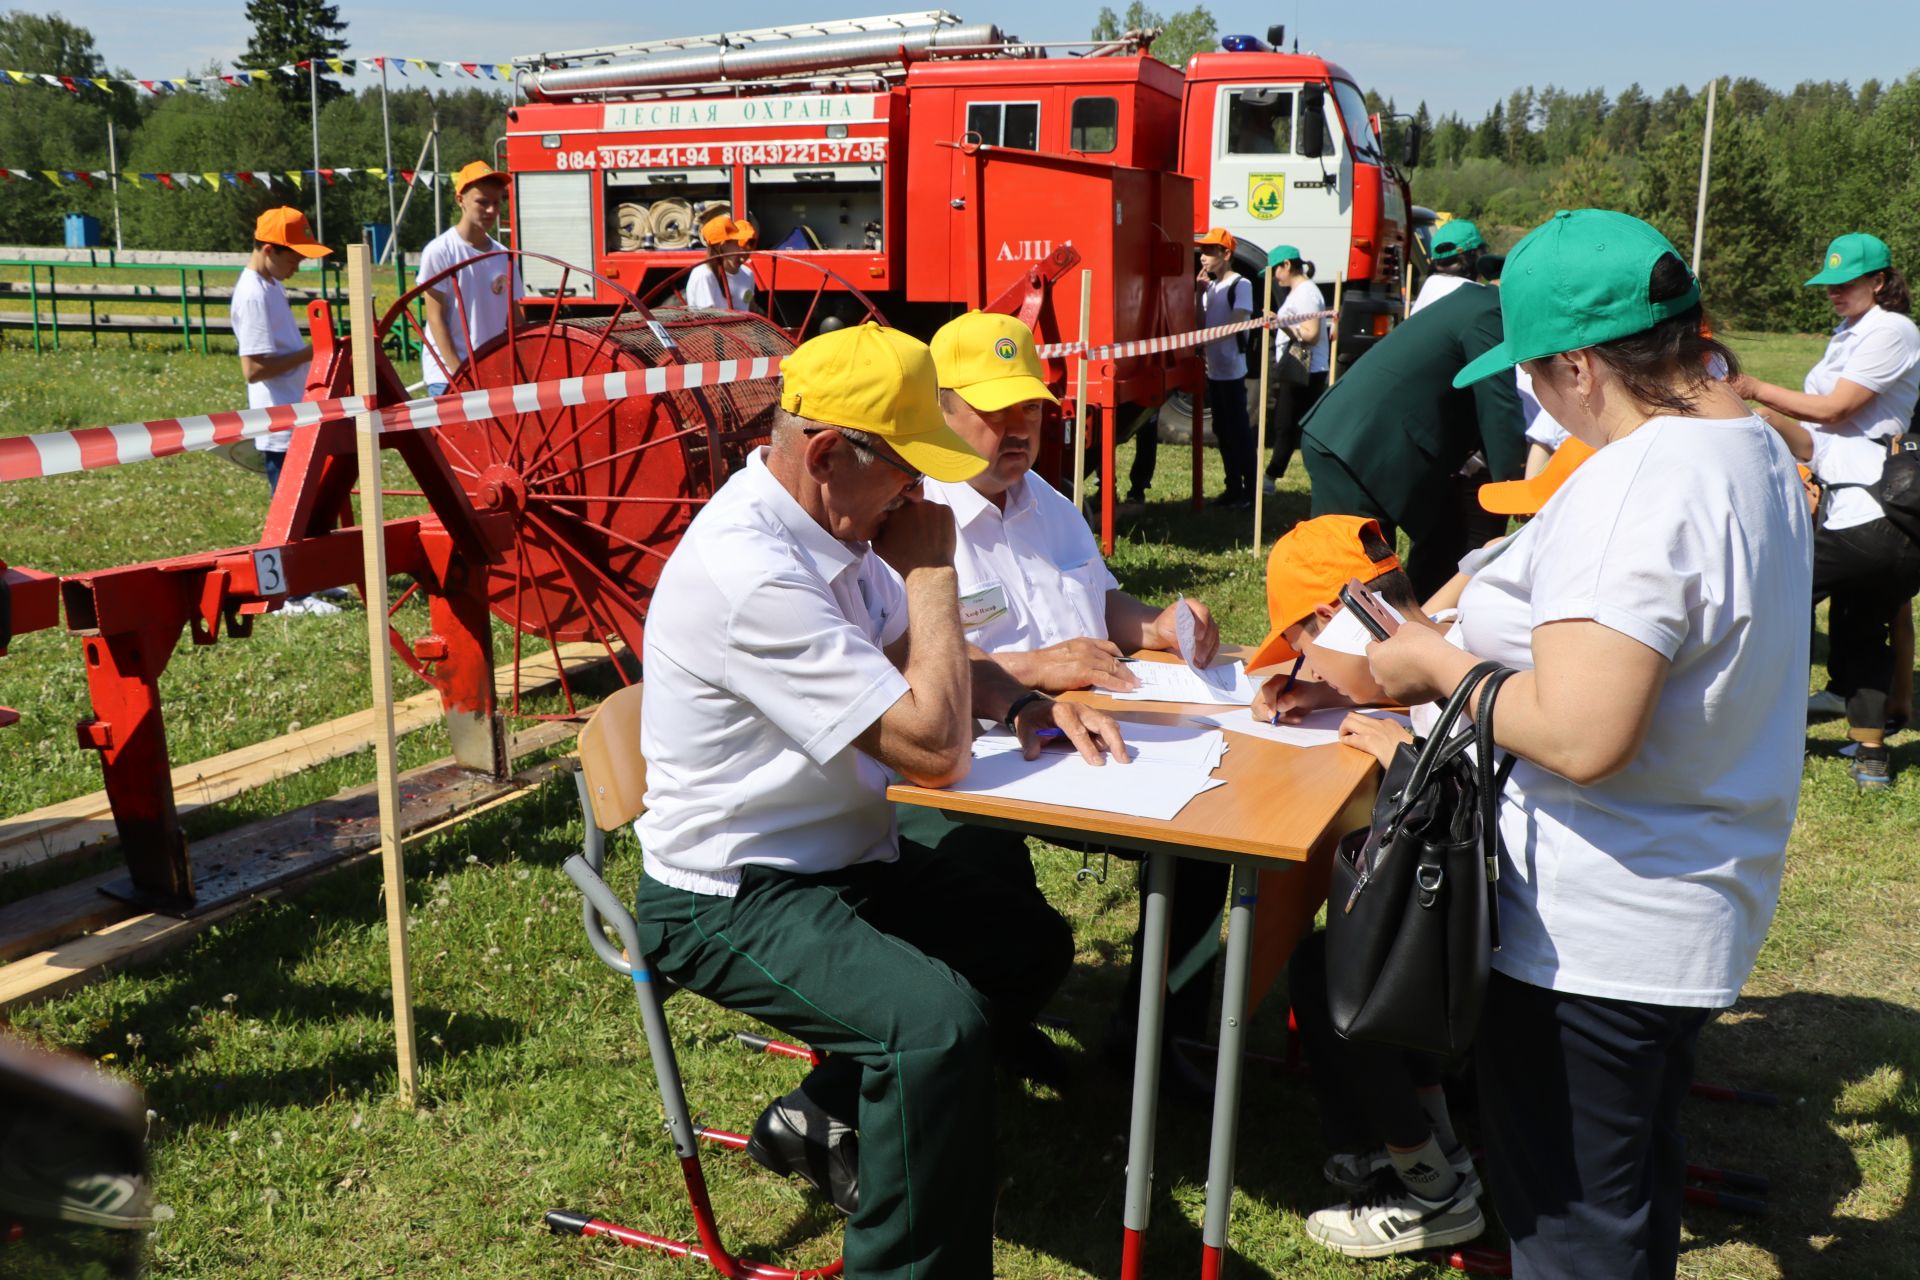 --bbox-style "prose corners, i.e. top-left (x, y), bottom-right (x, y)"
top-left (318, 167), bottom-right (335, 184)
top-left (203, 171), bottom-right (220, 186)
top-left (58, 75), bottom-right (80, 92)
top-left (137, 79), bottom-right (158, 94)
top-left (461, 62), bottom-right (480, 78)
top-left (66, 171), bottom-right (89, 186)
top-left (170, 78), bottom-right (190, 91)
top-left (157, 173), bottom-right (176, 189)
top-left (255, 171), bottom-right (273, 188)
top-left (85, 170), bottom-right (106, 185)
top-left (400, 169), bottom-right (416, 185)
top-left (232, 171), bottom-right (252, 187)
top-left (6, 70), bottom-right (31, 84)
top-left (369, 57), bottom-right (384, 71)
top-left (42, 170), bottom-right (62, 185)
top-left (0, 170), bottom-right (11, 182)
top-left (408, 58), bottom-right (429, 74)
top-left (294, 59), bottom-right (310, 71)
top-left (249, 69), bottom-right (270, 82)
top-left (365, 168), bottom-right (385, 180)
top-left (122, 171), bottom-right (141, 188)
top-left (496, 63), bottom-right (512, 79)
top-left (90, 77), bottom-right (112, 91)
top-left (285, 170), bottom-right (303, 189)
top-left (40, 74), bottom-right (60, 88)
top-left (327, 58), bottom-right (347, 75)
